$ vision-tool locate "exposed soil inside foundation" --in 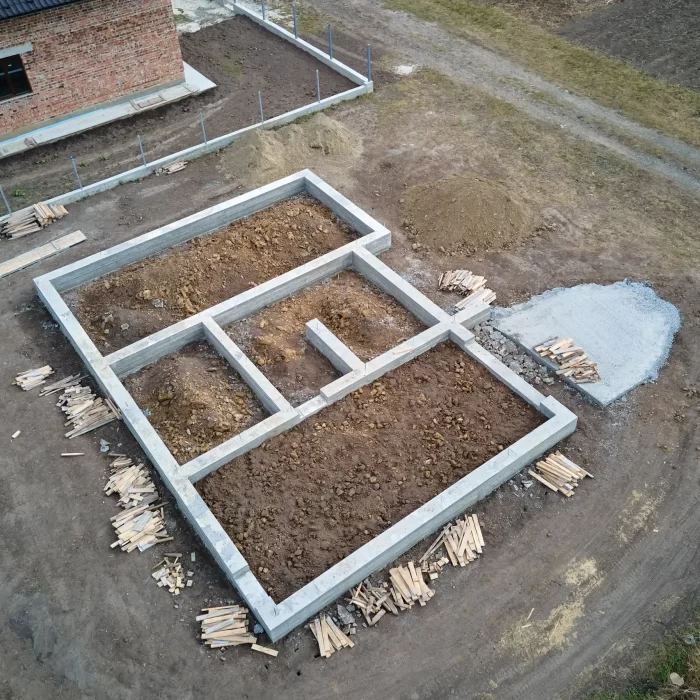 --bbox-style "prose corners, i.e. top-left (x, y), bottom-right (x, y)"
top-left (197, 342), bottom-right (544, 601)
top-left (124, 342), bottom-right (267, 464)
top-left (225, 270), bottom-right (425, 405)
top-left (403, 175), bottom-right (537, 256)
top-left (67, 196), bottom-right (356, 353)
